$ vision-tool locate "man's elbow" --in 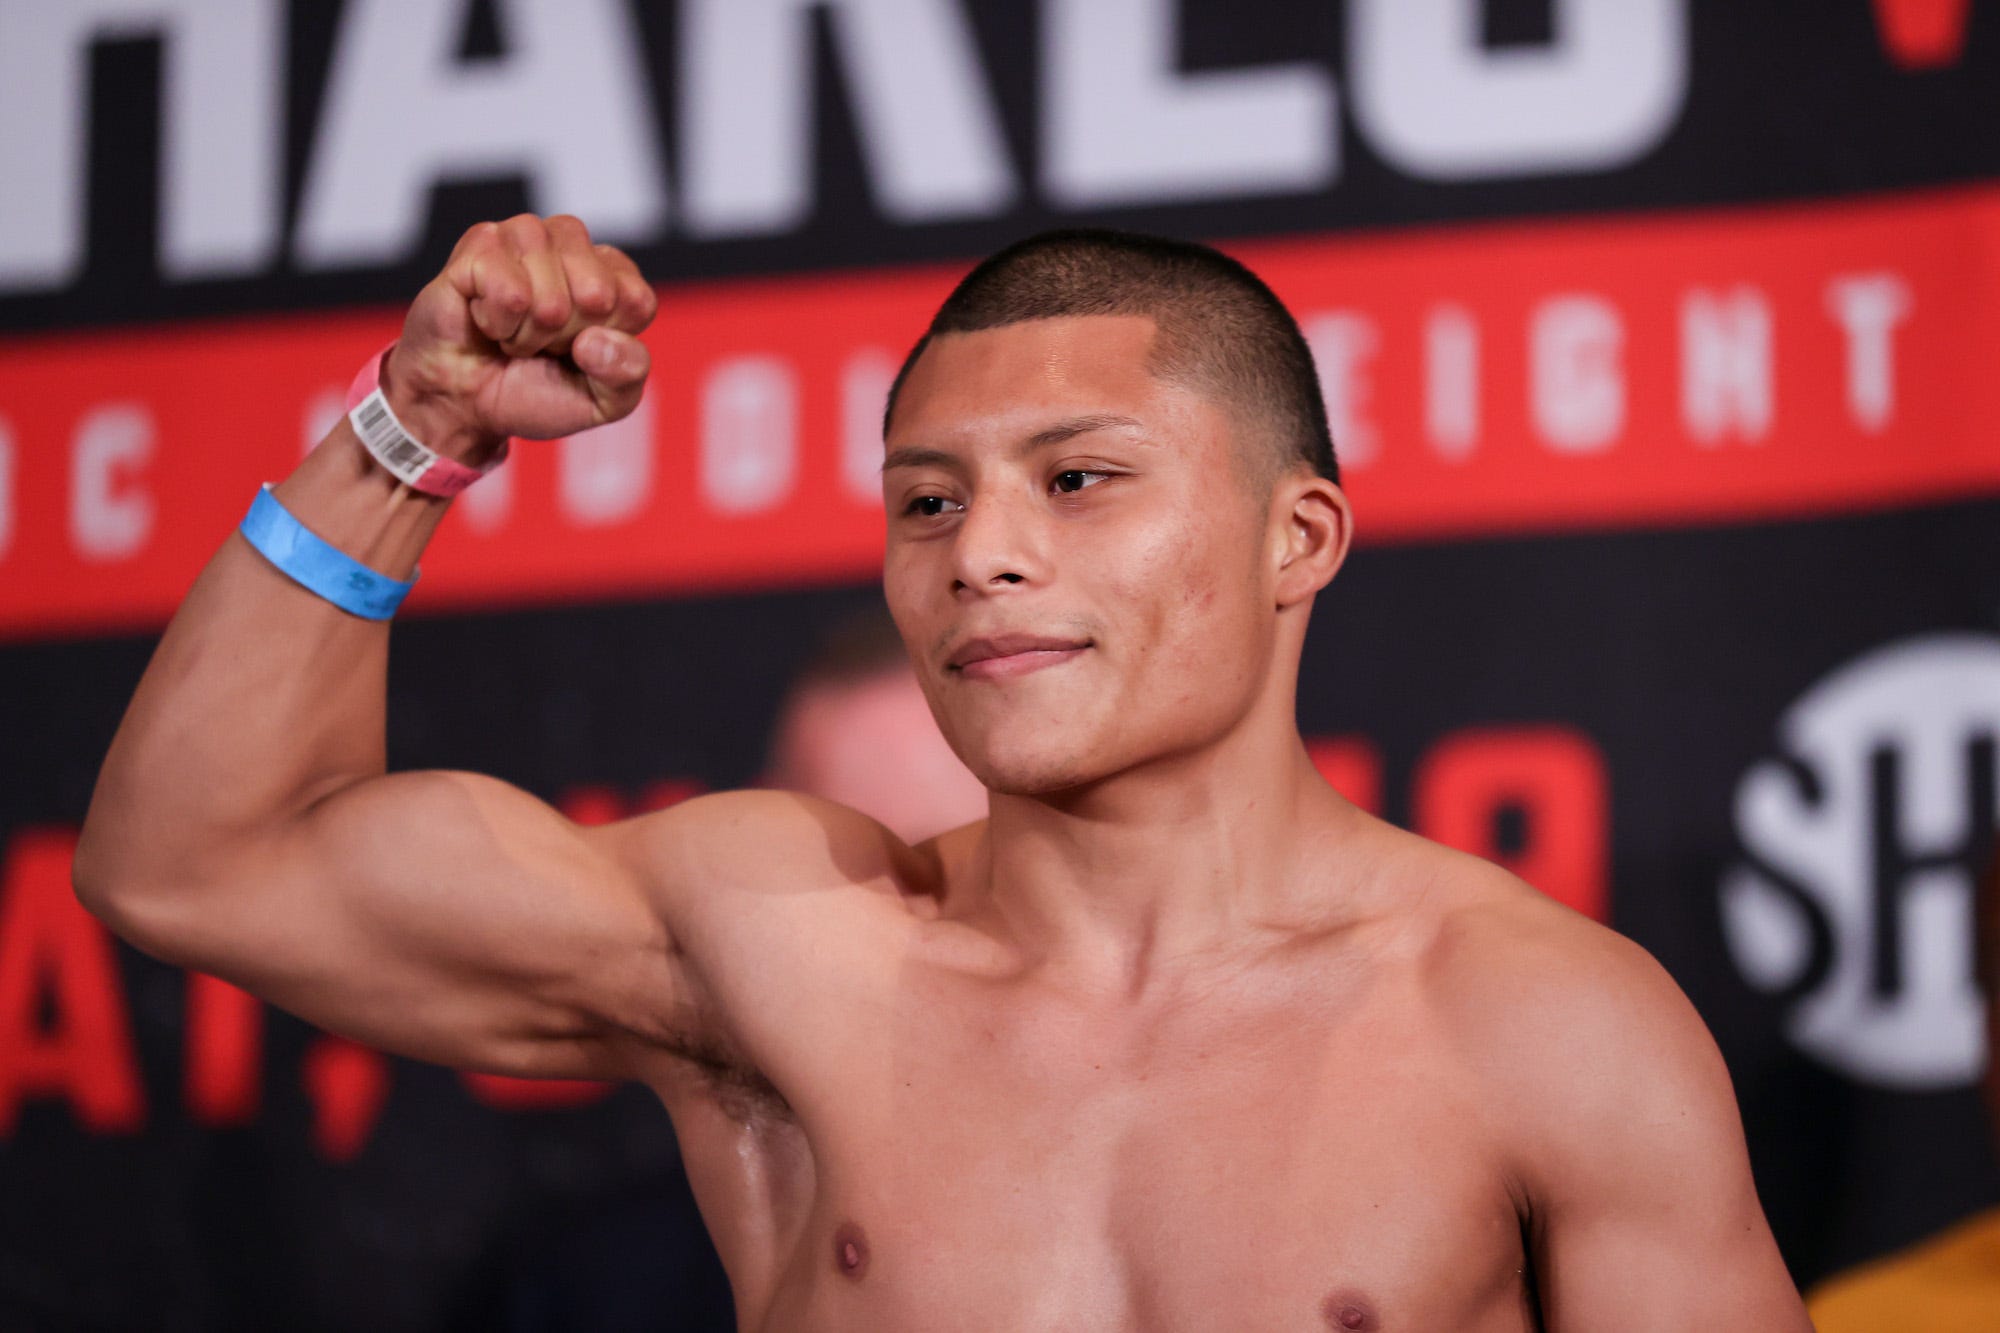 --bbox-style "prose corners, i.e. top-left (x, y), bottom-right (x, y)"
top-left (72, 808), bottom-right (120, 914)
top-left (72, 813), bottom-right (152, 939)
top-left (71, 809), bottom-right (202, 960)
